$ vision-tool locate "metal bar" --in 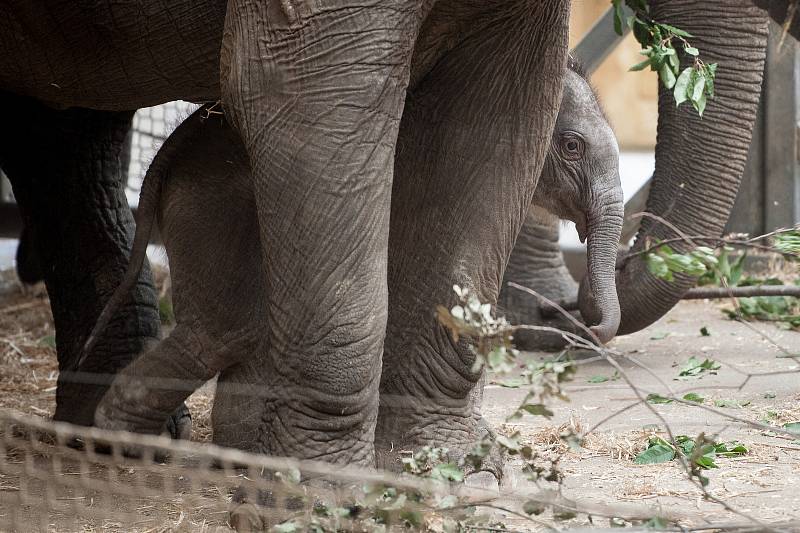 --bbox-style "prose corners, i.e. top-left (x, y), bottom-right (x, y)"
top-left (572, 5), bottom-right (632, 75)
top-left (764, 19), bottom-right (800, 230)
